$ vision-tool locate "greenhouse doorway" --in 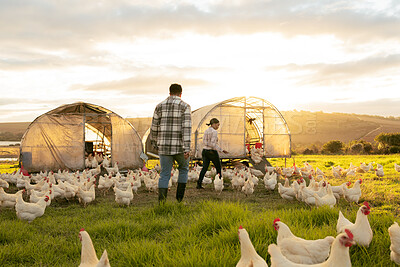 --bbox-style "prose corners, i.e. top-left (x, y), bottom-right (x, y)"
top-left (245, 108), bottom-right (264, 152)
top-left (84, 123), bottom-right (111, 158)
